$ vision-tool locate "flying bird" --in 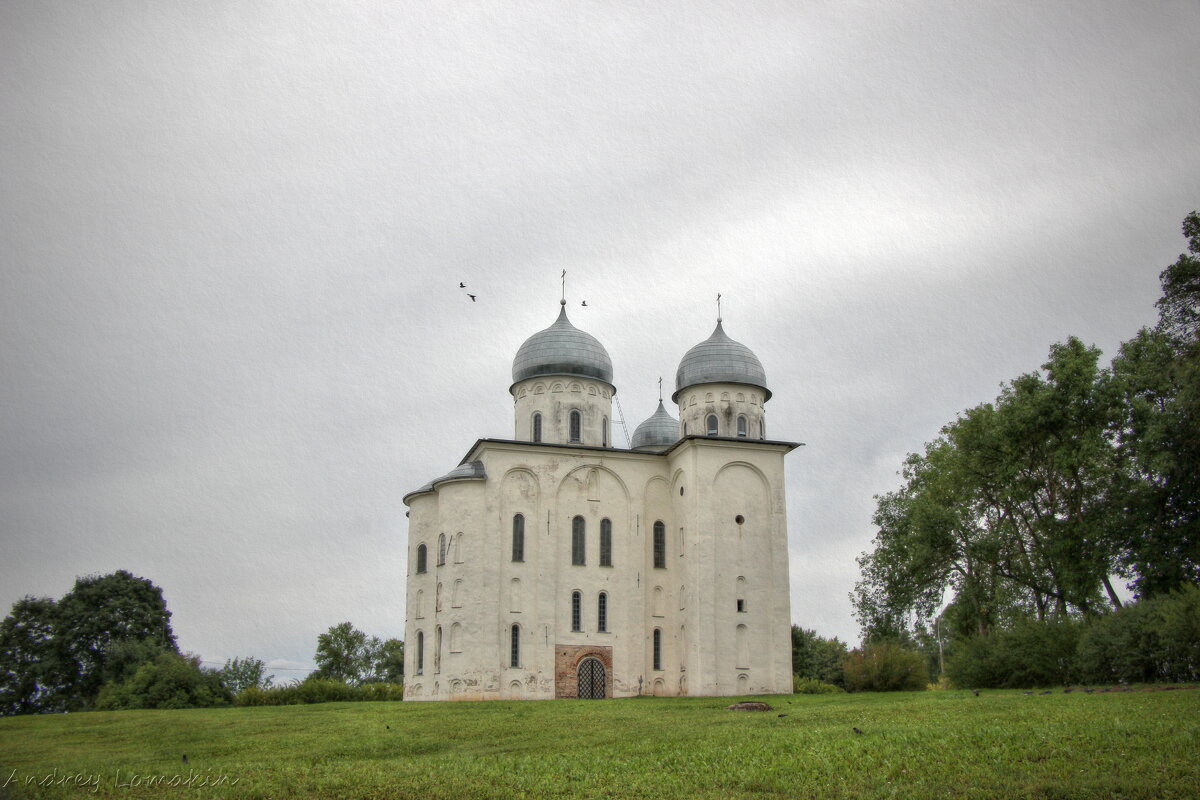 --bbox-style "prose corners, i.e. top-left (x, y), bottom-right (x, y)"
top-left (459, 282), bottom-right (466, 288)
top-left (468, 294), bottom-right (476, 302)
top-left (581, 300), bottom-right (588, 307)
